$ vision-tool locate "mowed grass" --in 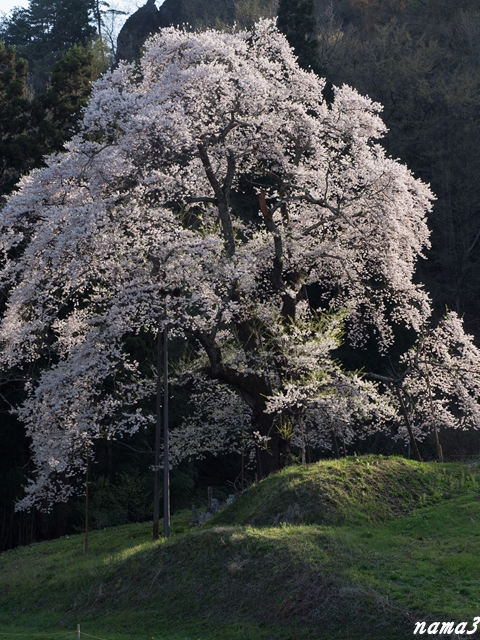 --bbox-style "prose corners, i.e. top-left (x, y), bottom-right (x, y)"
top-left (1, 456), bottom-right (480, 640)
